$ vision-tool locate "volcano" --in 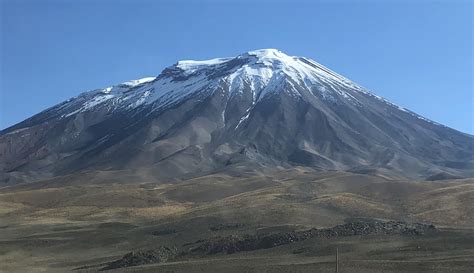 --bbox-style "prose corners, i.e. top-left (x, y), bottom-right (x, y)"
top-left (1, 49), bottom-right (472, 184)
